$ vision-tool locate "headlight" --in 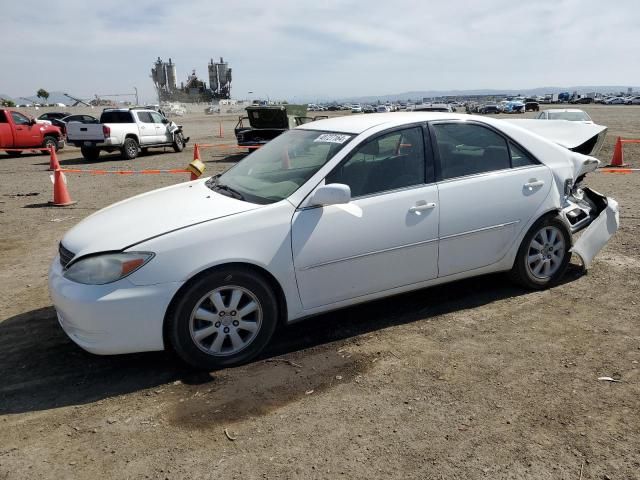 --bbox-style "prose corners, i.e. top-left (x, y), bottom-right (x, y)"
top-left (63, 252), bottom-right (154, 285)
